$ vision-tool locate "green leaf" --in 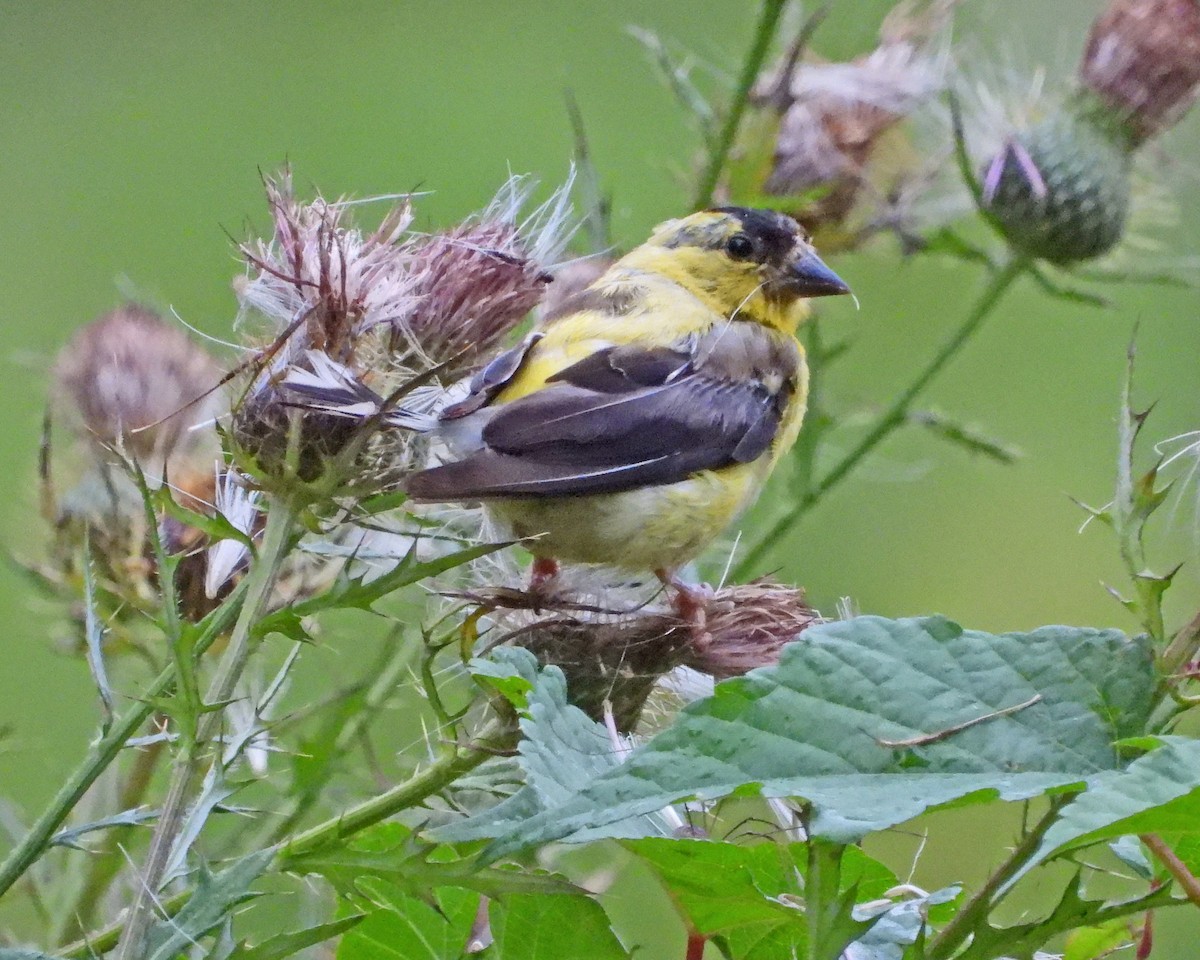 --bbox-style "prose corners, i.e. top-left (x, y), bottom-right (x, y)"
top-left (143, 849), bottom-right (274, 960)
top-left (336, 880), bottom-right (480, 960)
top-left (474, 616), bottom-right (1153, 857)
top-left (288, 822), bottom-right (578, 901)
top-left (485, 892), bottom-right (629, 959)
top-left (231, 915), bottom-right (366, 960)
top-left (436, 651), bottom-right (670, 844)
top-left (624, 838), bottom-right (807, 938)
top-left (49, 806), bottom-right (157, 849)
top-left (1029, 737), bottom-right (1200, 868)
top-left (907, 410), bottom-right (1021, 464)
top-left (469, 648), bottom-right (540, 709)
top-left (1063, 918), bottom-right (1133, 960)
